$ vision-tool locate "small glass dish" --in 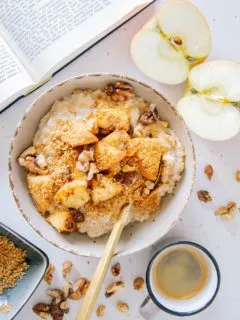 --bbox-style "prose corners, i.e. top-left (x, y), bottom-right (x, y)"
top-left (0, 223), bottom-right (49, 320)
